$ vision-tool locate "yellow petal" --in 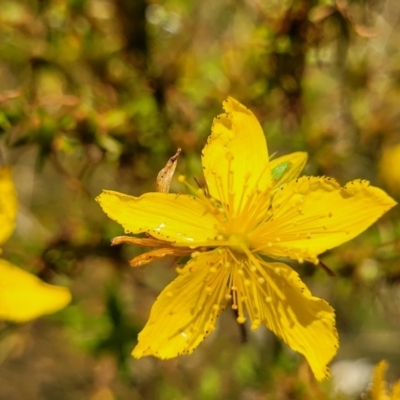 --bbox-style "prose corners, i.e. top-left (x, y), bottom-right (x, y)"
top-left (202, 97), bottom-right (271, 214)
top-left (132, 250), bottom-right (230, 358)
top-left (0, 167), bottom-right (17, 246)
top-left (391, 380), bottom-right (400, 400)
top-left (251, 261), bottom-right (338, 381)
top-left (371, 360), bottom-right (388, 400)
top-left (270, 152), bottom-right (308, 188)
top-left (0, 259), bottom-right (71, 322)
top-left (96, 191), bottom-right (221, 245)
top-left (251, 177), bottom-right (397, 262)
